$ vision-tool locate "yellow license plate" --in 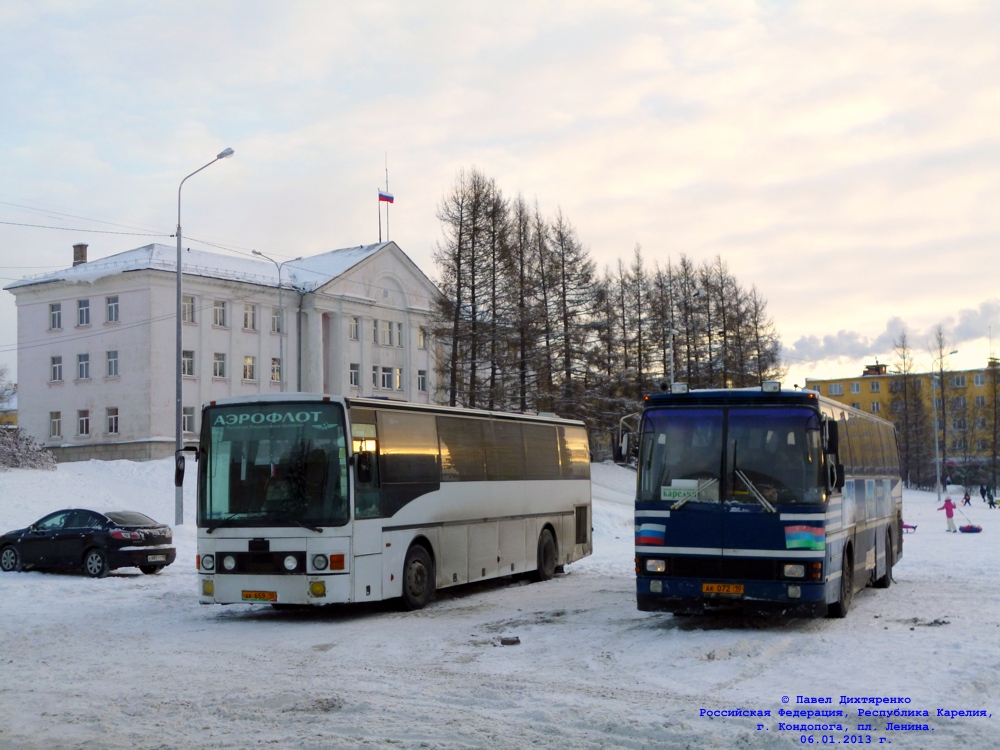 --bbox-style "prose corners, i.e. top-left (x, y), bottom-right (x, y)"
top-left (702, 582), bottom-right (744, 595)
top-left (242, 590), bottom-right (277, 602)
